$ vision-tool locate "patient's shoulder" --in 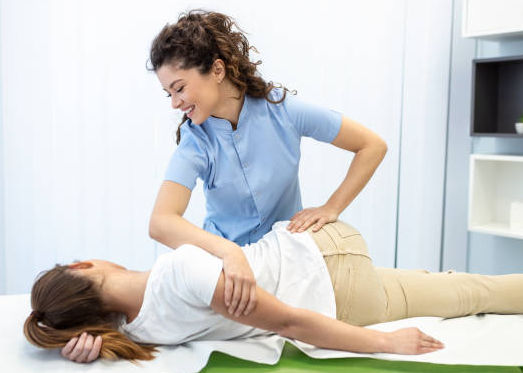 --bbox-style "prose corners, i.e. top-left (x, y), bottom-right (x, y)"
top-left (169, 244), bottom-right (223, 306)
